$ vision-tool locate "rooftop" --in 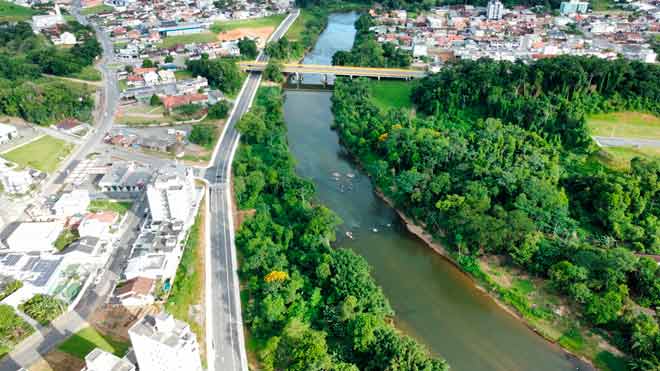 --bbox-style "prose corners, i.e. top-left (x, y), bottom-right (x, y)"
top-left (129, 312), bottom-right (196, 349)
top-left (84, 348), bottom-right (135, 371)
